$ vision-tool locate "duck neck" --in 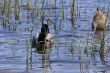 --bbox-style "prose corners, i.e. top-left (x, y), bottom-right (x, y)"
top-left (41, 25), bottom-right (49, 33)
